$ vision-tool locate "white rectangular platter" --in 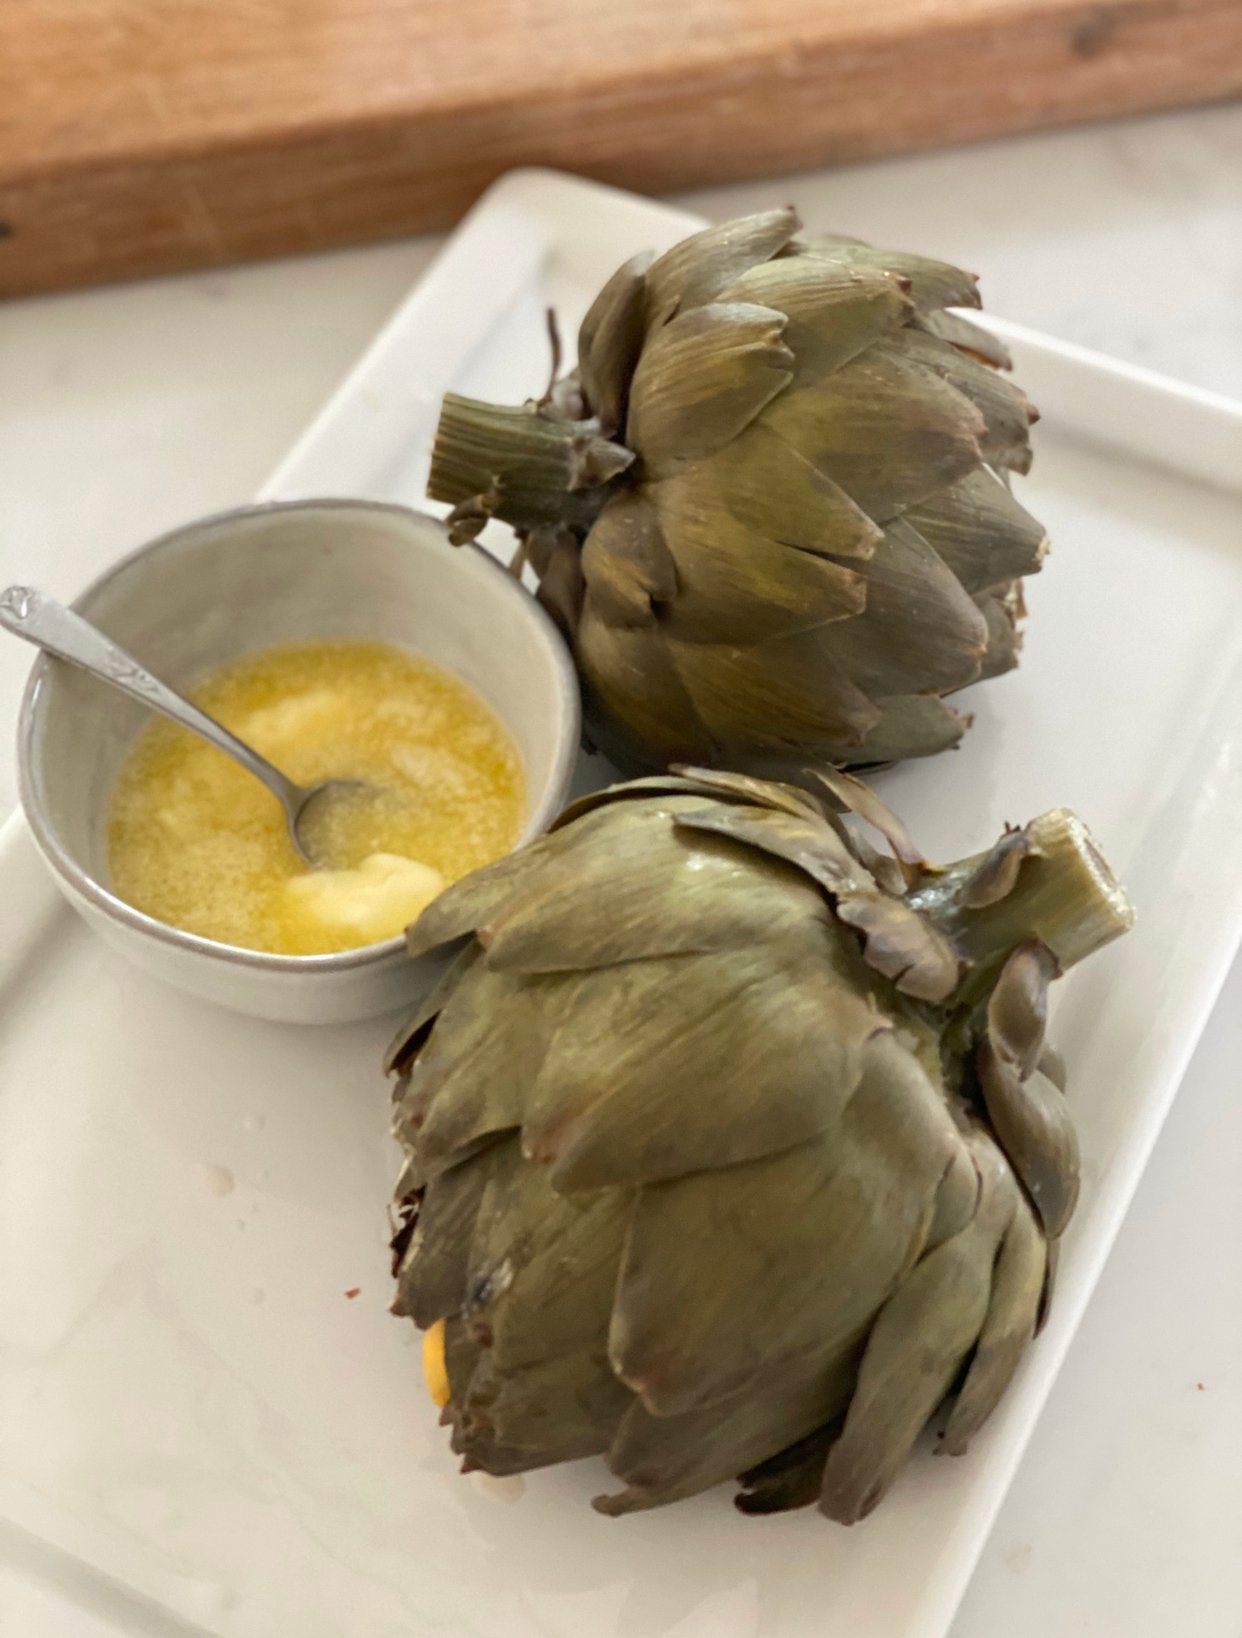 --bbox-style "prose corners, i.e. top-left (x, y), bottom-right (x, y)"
top-left (2, 169), bottom-right (1241, 1638)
